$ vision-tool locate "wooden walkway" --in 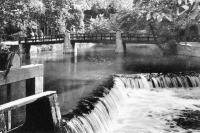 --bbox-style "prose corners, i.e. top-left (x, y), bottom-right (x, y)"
top-left (18, 33), bottom-right (157, 45)
top-left (19, 35), bottom-right (64, 45)
top-left (121, 33), bottom-right (155, 43)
